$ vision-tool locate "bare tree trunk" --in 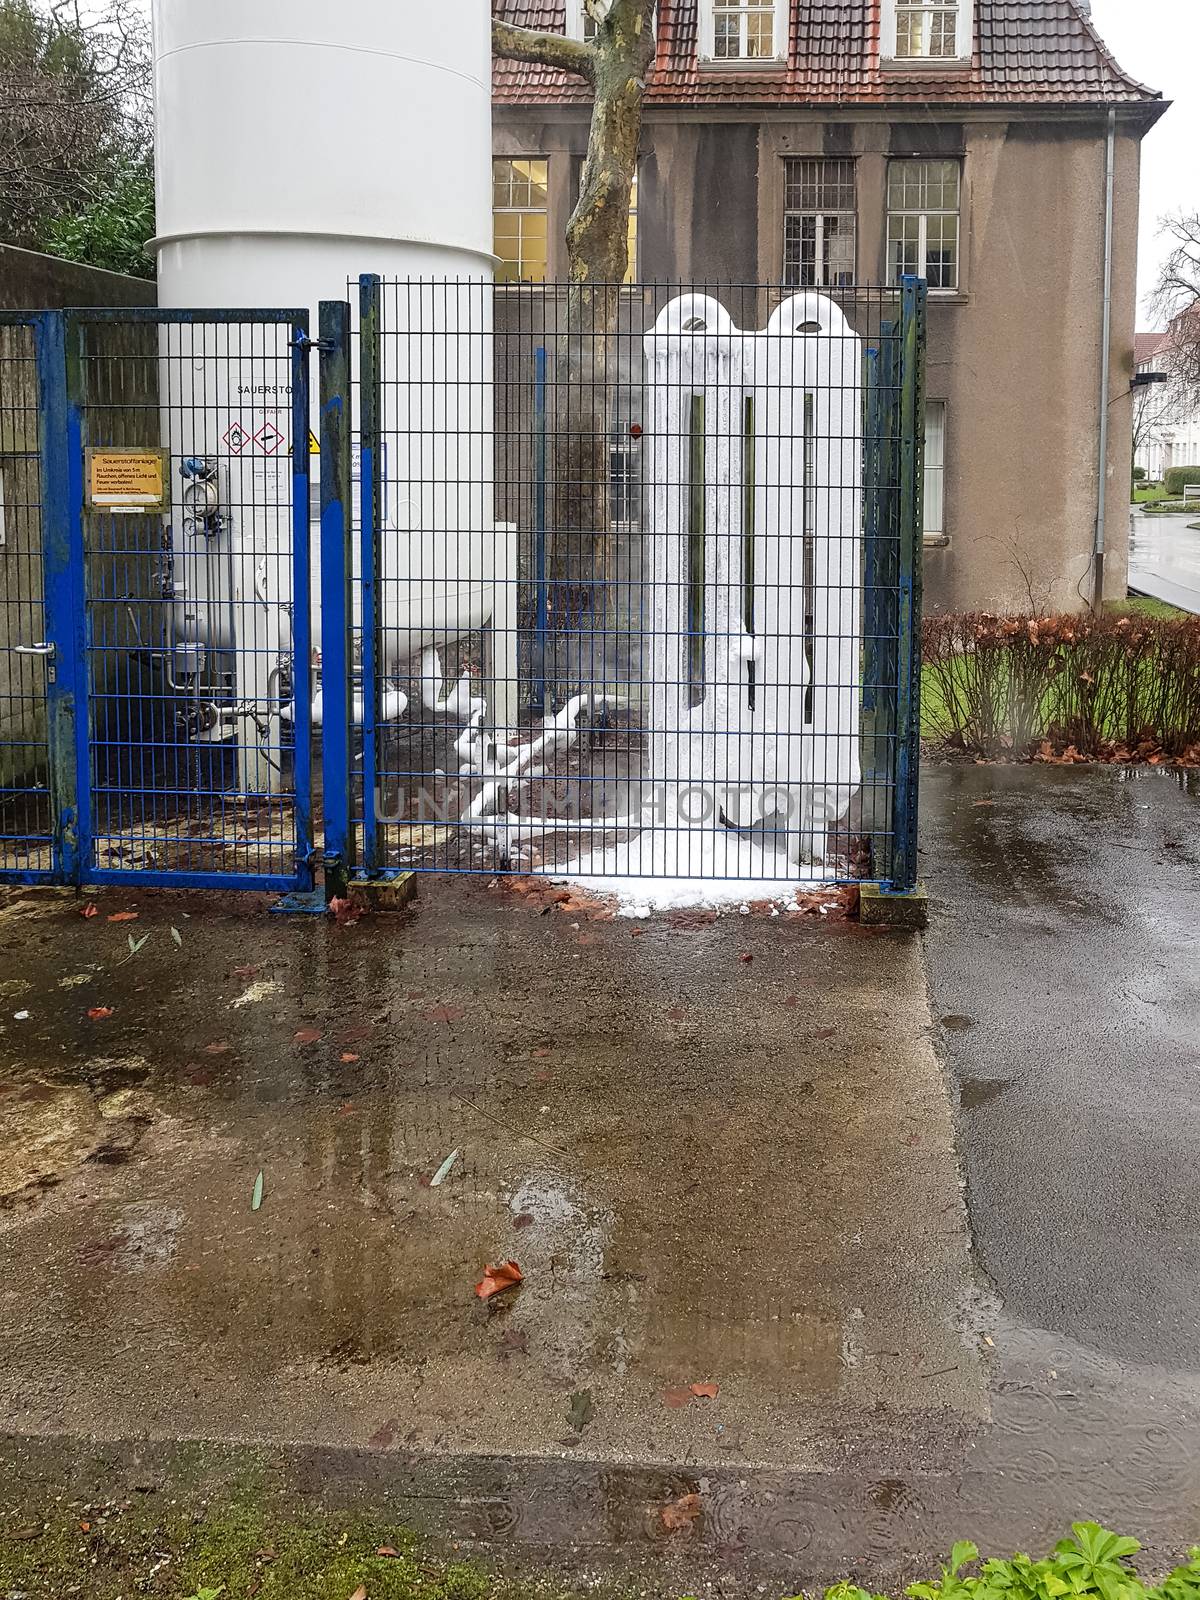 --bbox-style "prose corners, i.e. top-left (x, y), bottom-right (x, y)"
top-left (493, 1), bottom-right (655, 600)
